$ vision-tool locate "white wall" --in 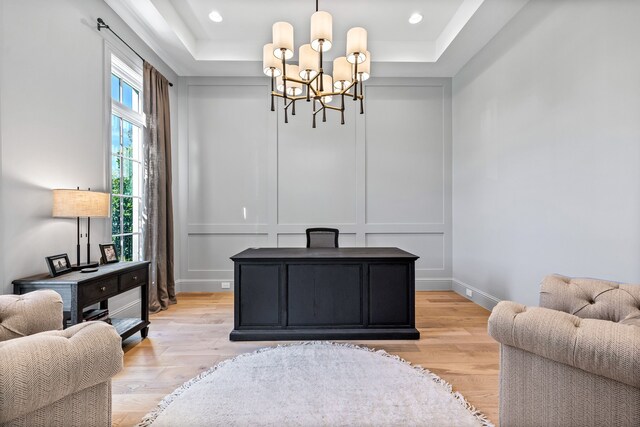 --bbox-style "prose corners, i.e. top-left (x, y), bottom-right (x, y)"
top-left (0, 0), bottom-right (178, 312)
top-left (177, 77), bottom-right (452, 291)
top-left (452, 0), bottom-right (640, 306)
